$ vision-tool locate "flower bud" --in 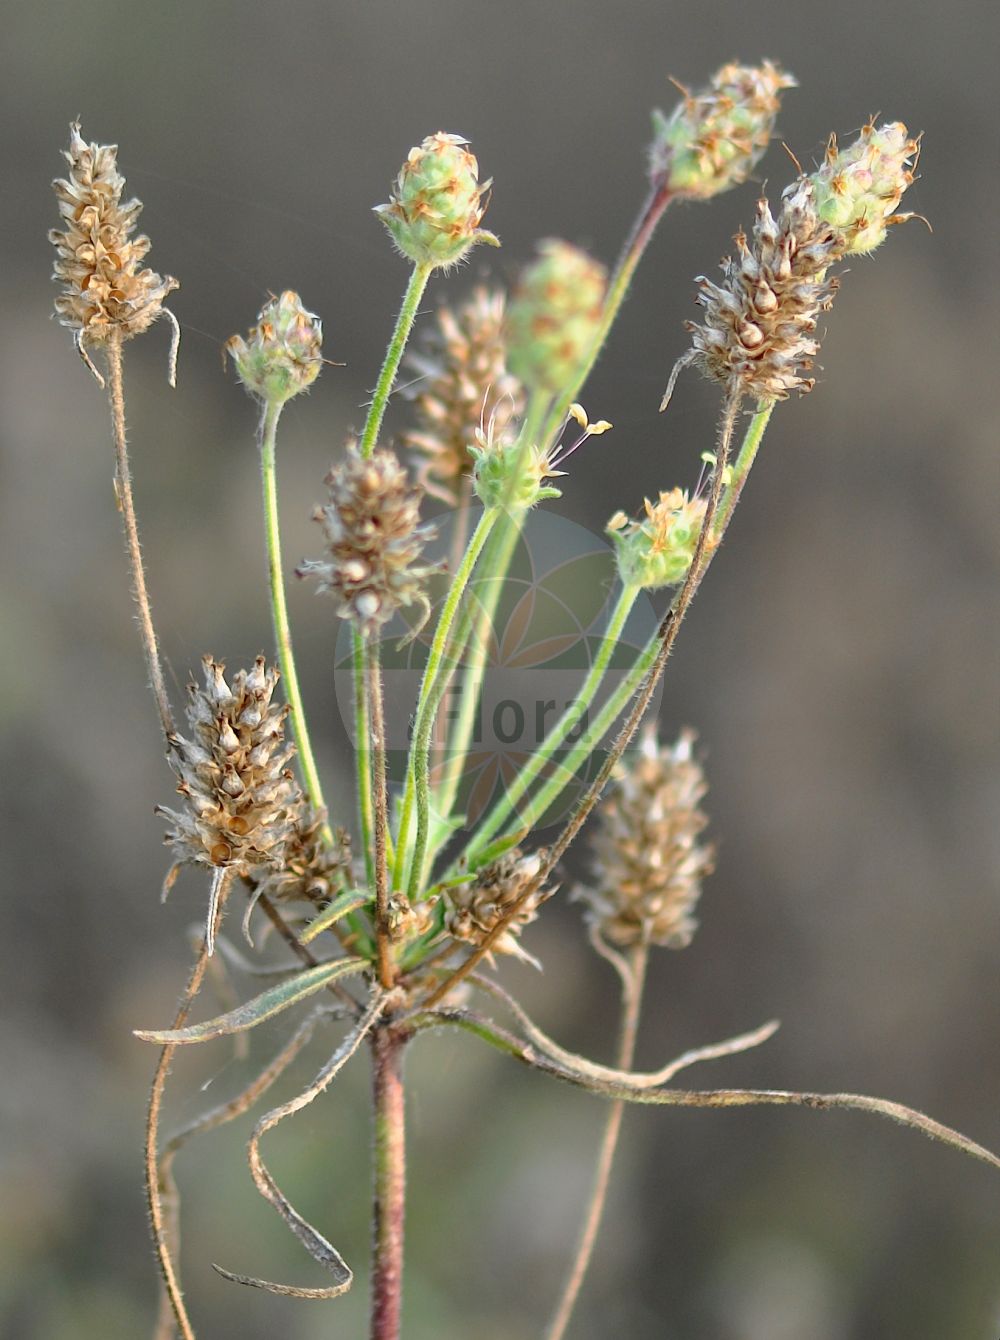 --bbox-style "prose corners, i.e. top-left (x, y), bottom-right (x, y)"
top-left (374, 132), bottom-right (499, 269)
top-left (807, 120), bottom-right (919, 255)
top-left (649, 61), bottom-right (795, 200)
top-left (607, 489), bottom-right (708, 590)
top-left (226, 291), bottom-right (323, 405)
top-left (505, 241), bottom-right (607, 396)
